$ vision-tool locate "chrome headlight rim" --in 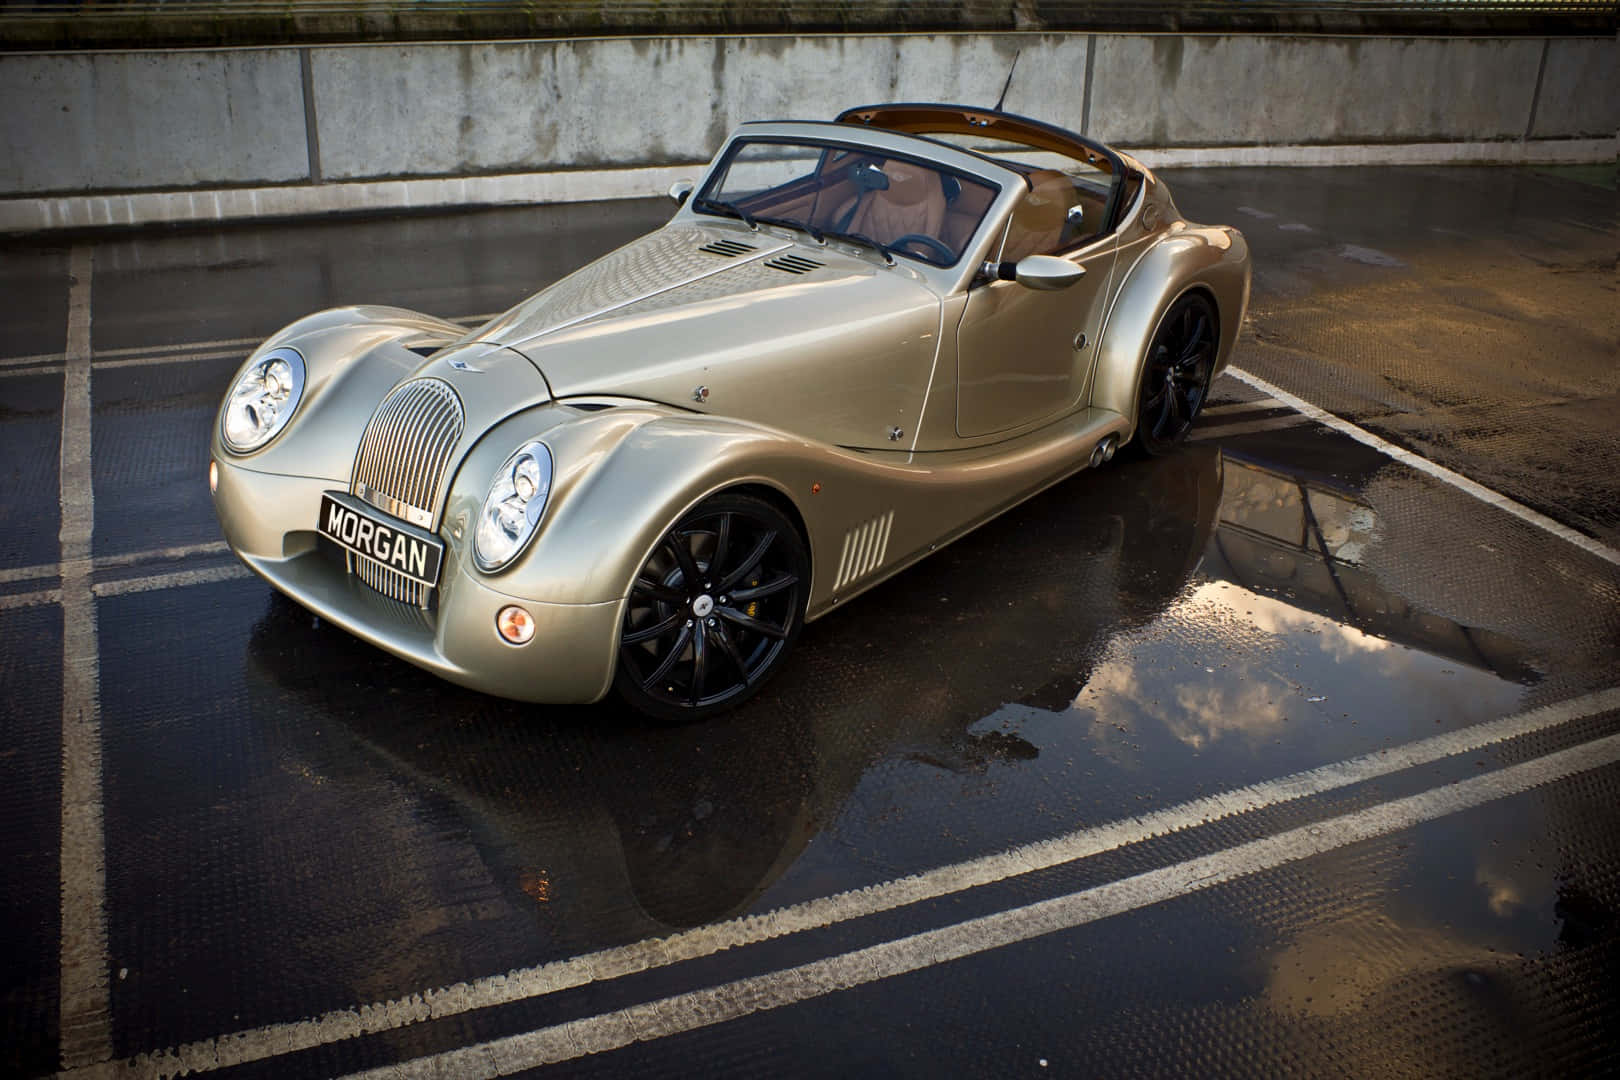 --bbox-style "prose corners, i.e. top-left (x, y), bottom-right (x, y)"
top-left (220, 346), bottom-right (307, 454)
top-left (474, 440), bottom-right (555, 573)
